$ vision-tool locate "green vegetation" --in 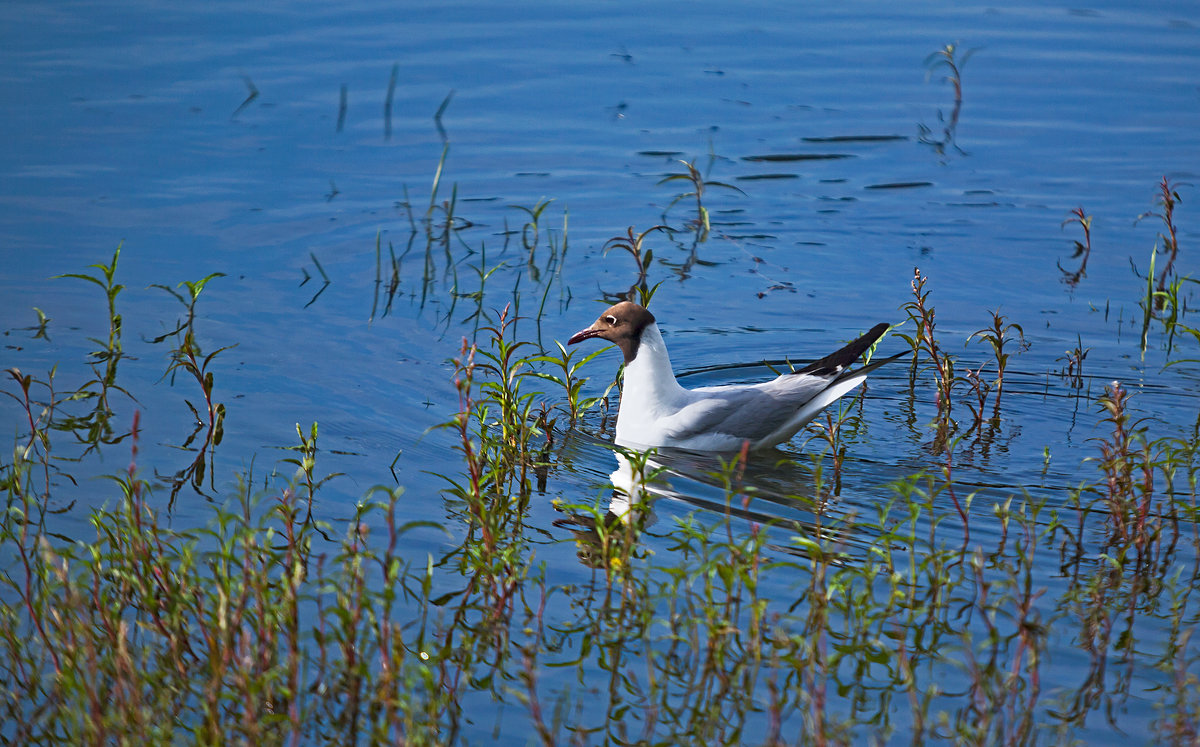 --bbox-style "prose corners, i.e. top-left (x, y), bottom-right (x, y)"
top-left (658, 158), bottom-right (744, 240)
top-left (919, 42), bottom-right (975, 154)
top-left (3, 151), bottom-right (1199, 747)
